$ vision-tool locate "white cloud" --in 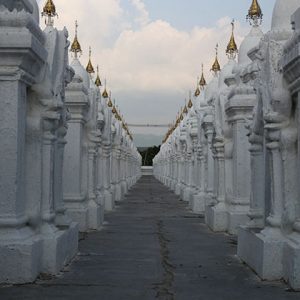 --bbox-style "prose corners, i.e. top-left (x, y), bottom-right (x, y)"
top-left (101, 17), bottom-right (248, 94)
top-left (39, 0), bottom-right (126, 46)
top-left (130, 0), bottom-right (150, 26)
